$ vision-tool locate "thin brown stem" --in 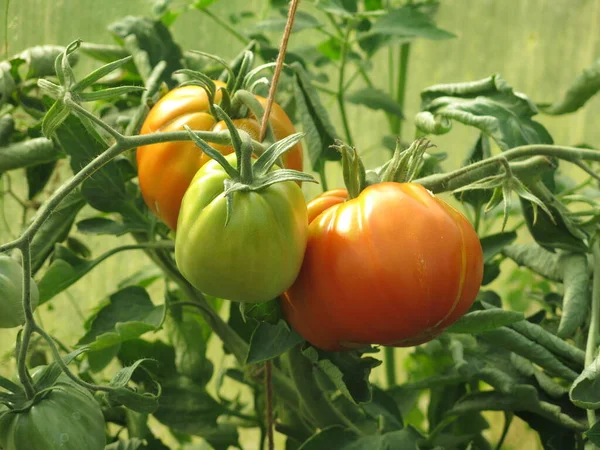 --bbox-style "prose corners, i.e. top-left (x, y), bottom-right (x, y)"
top-left (257, 2), bottom-right (301, 448)
top-left (258, 0), bottom-right (300, 143)
top-left (266, 360), bottom-right (274, 450)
